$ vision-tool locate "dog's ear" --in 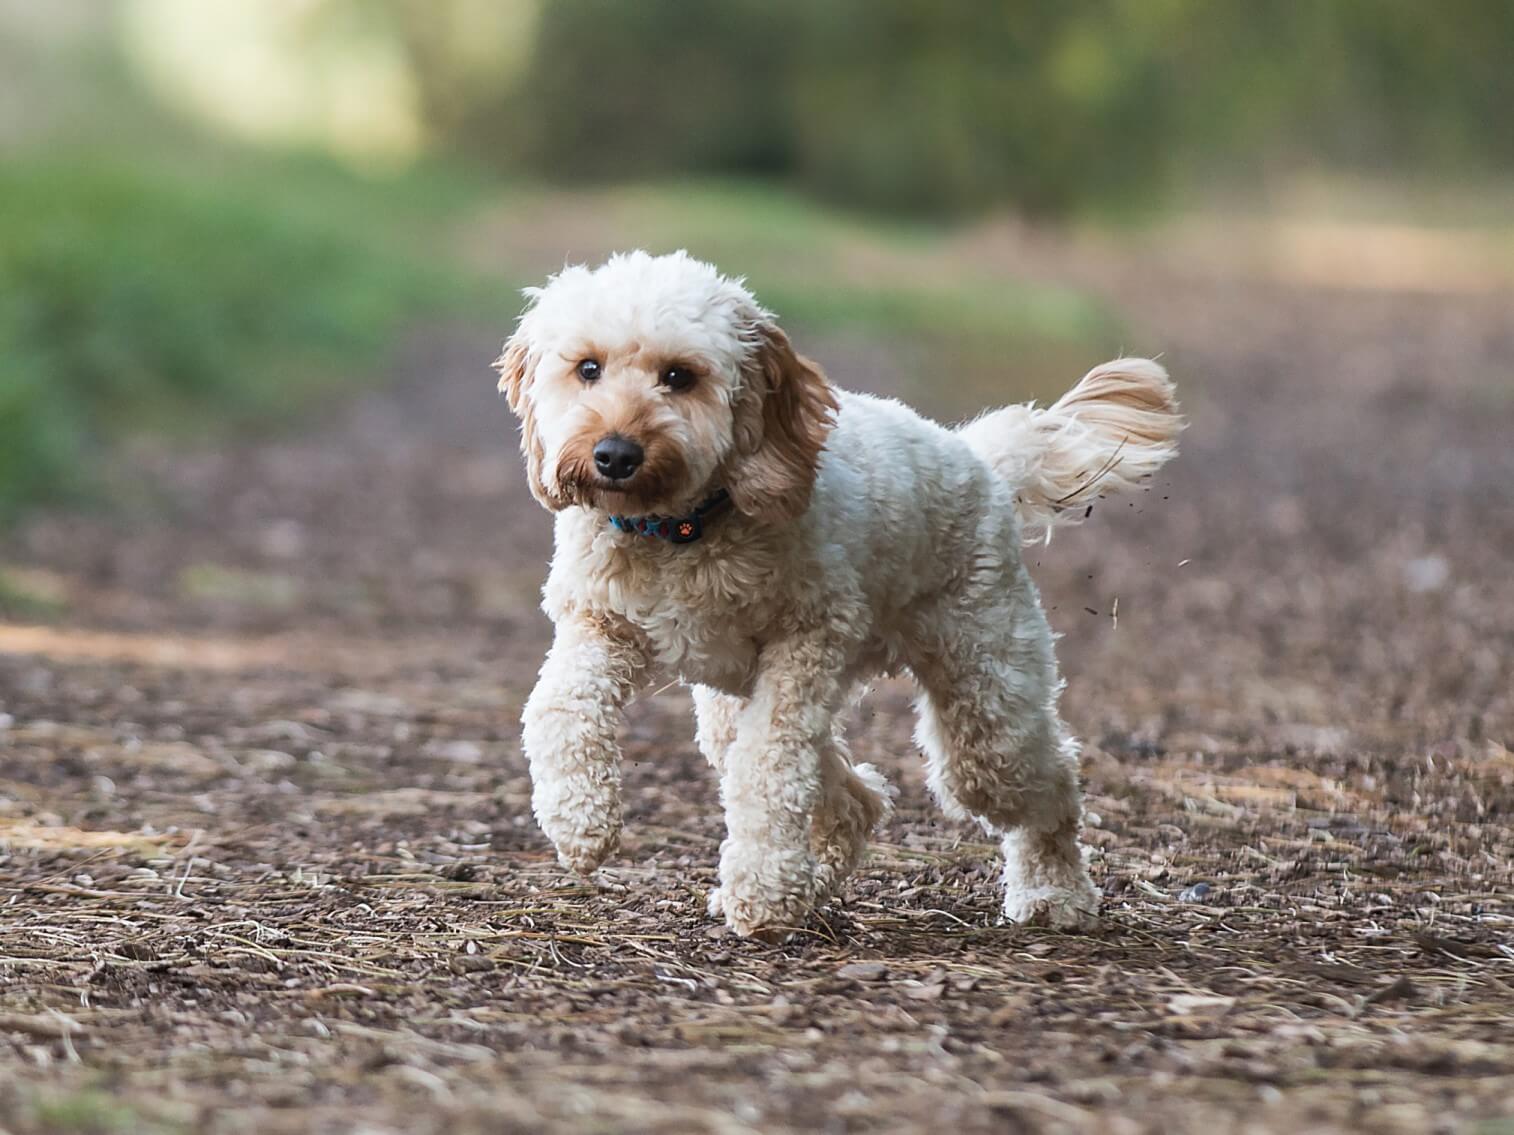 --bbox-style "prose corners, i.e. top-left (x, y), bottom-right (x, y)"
top-left (493, 333), bottom-right (531, 414)
top-left (726, 323), bottom-right (839, 524)
top-left (493, 332), bottom-right (564, 511)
